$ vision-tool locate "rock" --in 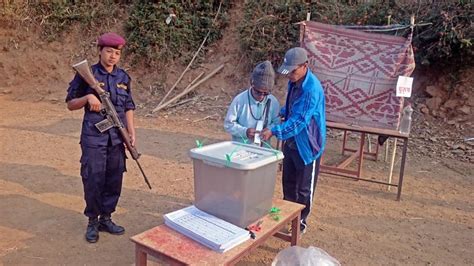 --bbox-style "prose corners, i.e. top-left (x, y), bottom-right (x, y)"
top-left (456, 116), bottom-right (469, 123)
top-left (419, 104), bottom-right (430, 115)
top-left (426, 97), bottom-right (443, 111)
top-left (452, 144), bottom-right (467, 150)
top-left (466, 97), bottom-right (474, 107)
top-left (457, 105), bottom-right (471, 115)
top-left (418, 103), bottom-right (427, 109)
top-left (425, 85), bottom-right (446, 99)
top-left (443, 99), bottom-right (460, 109)
top-left (0, 89), bottom-right (12, 94)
